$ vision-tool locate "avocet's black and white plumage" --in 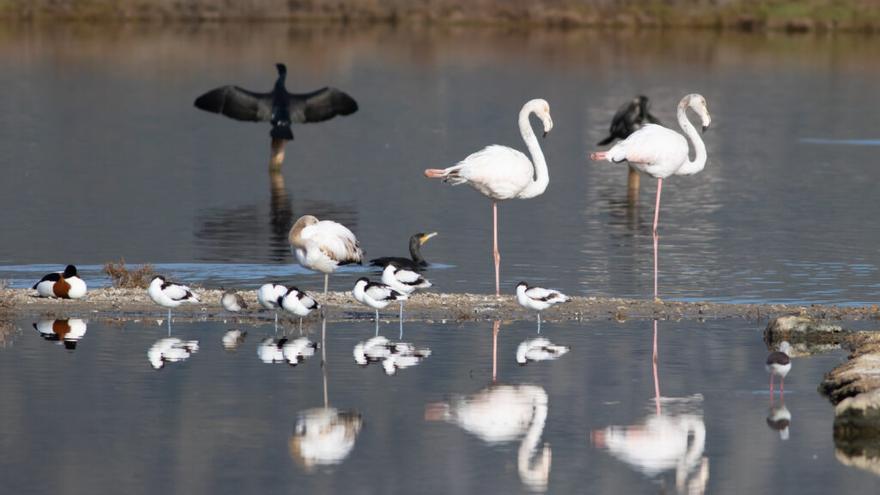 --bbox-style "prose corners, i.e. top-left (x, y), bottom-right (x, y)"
top-left (282, 337), bottom-right (319, 366)
top-left (381, 263), bottom-right (432, 330)
top-left (289, 215), bottom-right (364, 293)
top-left (147, 276), bottom-right (200, 332)
top-left (33, 265), bottom-right (87, 299)
top-left (33, 318), bottom-right (88, 350)
top-left (221, 289), bottom-right (248, 313)
top-left (193, 63), bottom-right (358, 169)
top-left (369, 232), bottom-right (438, 271)
top-left (352, 278), bottom-right (407, 332)
top-left (279, 286), bottom-right (320, 332)
top-left (352, 336), bottom-right (431, 375)
top-left (258, 337), bottom-right (287, 363)
top-left (766, 341), bottom-right (792, 395)
top-left (515, 337), bottom-right (570, 365)
top-left (222, 329), bottom-right (247, 351)
top-left (515, 282), bottom-right (570, 331)
top-left (148, 337), bottom-right (199, 370)
top-left (258, 283), bottom-right (288, 331)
